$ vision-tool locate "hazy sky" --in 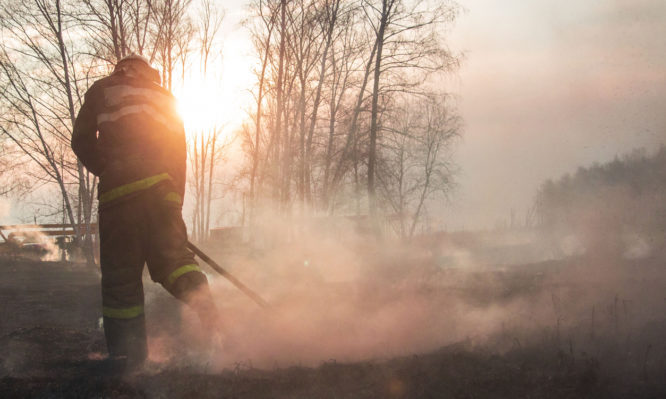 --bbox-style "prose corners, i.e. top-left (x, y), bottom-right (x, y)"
top-left (442, 0), bottom-right (666, 229)
top-left (2, 0), bottom-right (664, 229)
